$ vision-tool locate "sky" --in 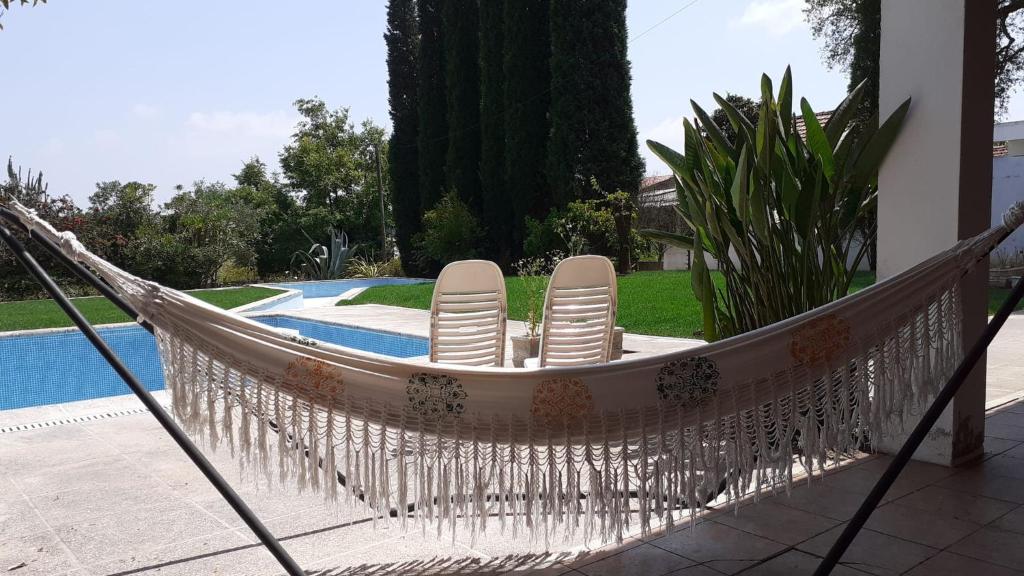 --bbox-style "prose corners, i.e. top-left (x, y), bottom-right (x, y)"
top-left (2, 0), bottom-right (1022, 207)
